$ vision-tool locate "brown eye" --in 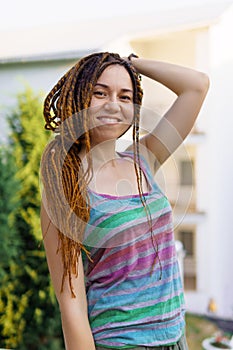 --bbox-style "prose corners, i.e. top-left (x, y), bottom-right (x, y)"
top-left (121, 95), bottom-right (132, 101)
top-left (93, 91), bottom-right (106, 97)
